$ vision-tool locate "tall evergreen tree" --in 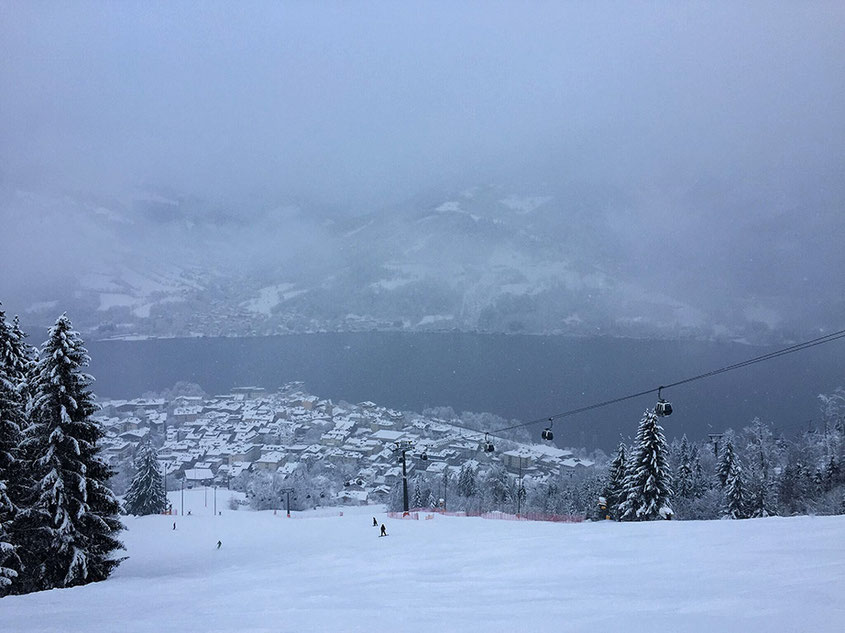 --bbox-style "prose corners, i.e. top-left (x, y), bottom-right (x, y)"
top-left (743, 419), bottom-right (777, 517)
top-left (0, 308), bottom-right (36, 390)
top-left (619, 410), bottom-right (673, 521)
top-left (0, 383), bottom-right (23, 596)
top-left (441, 467), bottom-right (451, 509)
top-left (484, 465), bottom-right (512, 508)
top-left (723, 460), bottom-right (748, 519)
top-left (123, 442), bottom-right (166, 516)
top-left (0, 310), bottom-right (28, 595)
top-left (457, 463), bottom-right (478, 498)
top-left (778, 458), bottom-right (811, 515)
top-left (18, 315), bottom-right (124, 592)
top-left (674, 436), bottom-right (695, 498)
top-left (716, 439), bottom-right (737, 488)
top-left (412, 478), bottom-right (424, 509)
top-left (0, 479), bottom-right (18, 593)
top-left (602, 442), bottom-right (628, 519)
top-left (687, 443), bottom-right (708, 499)
top-left (542, 480), bottom-right (559, 514)
top-left (824, 456), bottom-right (841, 491)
